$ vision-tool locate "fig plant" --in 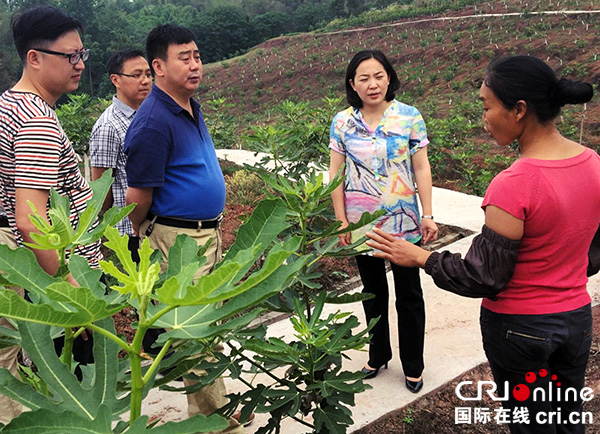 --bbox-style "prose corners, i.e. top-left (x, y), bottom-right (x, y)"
top-left (0, 167), bottom-right (380, 434)
top-left (0, 171), bottom-right (307, 433)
